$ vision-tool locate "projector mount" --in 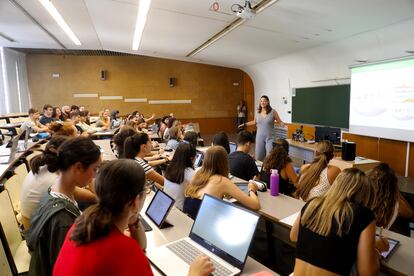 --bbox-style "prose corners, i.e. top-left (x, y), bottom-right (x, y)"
top-left (231, 0), bottom-right (256, 20)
